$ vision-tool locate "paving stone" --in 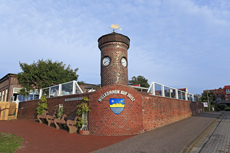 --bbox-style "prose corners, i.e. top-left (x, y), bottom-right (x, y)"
top-left (0, 112), bottom-right (223, 153)
top-left (189, 111), bottom-right (230, 153)
top-left (93, 112), bottom-right (222, 153)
